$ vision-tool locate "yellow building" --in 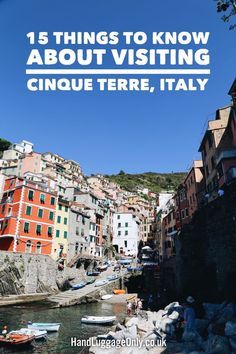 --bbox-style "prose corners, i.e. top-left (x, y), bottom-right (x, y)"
top-left (51, 199), bottom-right (70, 261)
